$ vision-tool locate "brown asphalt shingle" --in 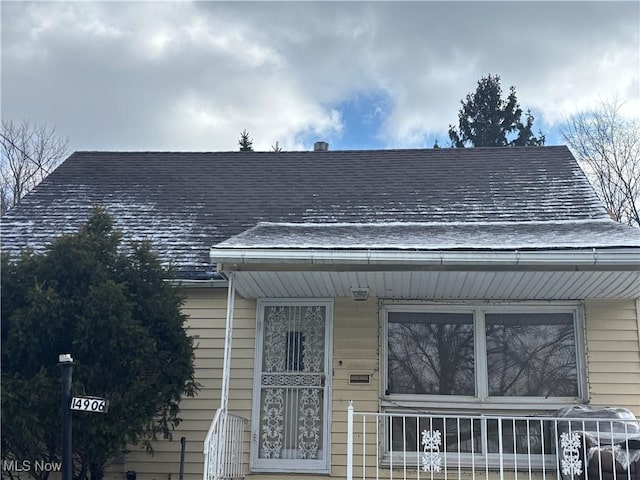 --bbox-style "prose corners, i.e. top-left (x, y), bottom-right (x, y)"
top-left (2, 146), bottom-right (633, 279)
